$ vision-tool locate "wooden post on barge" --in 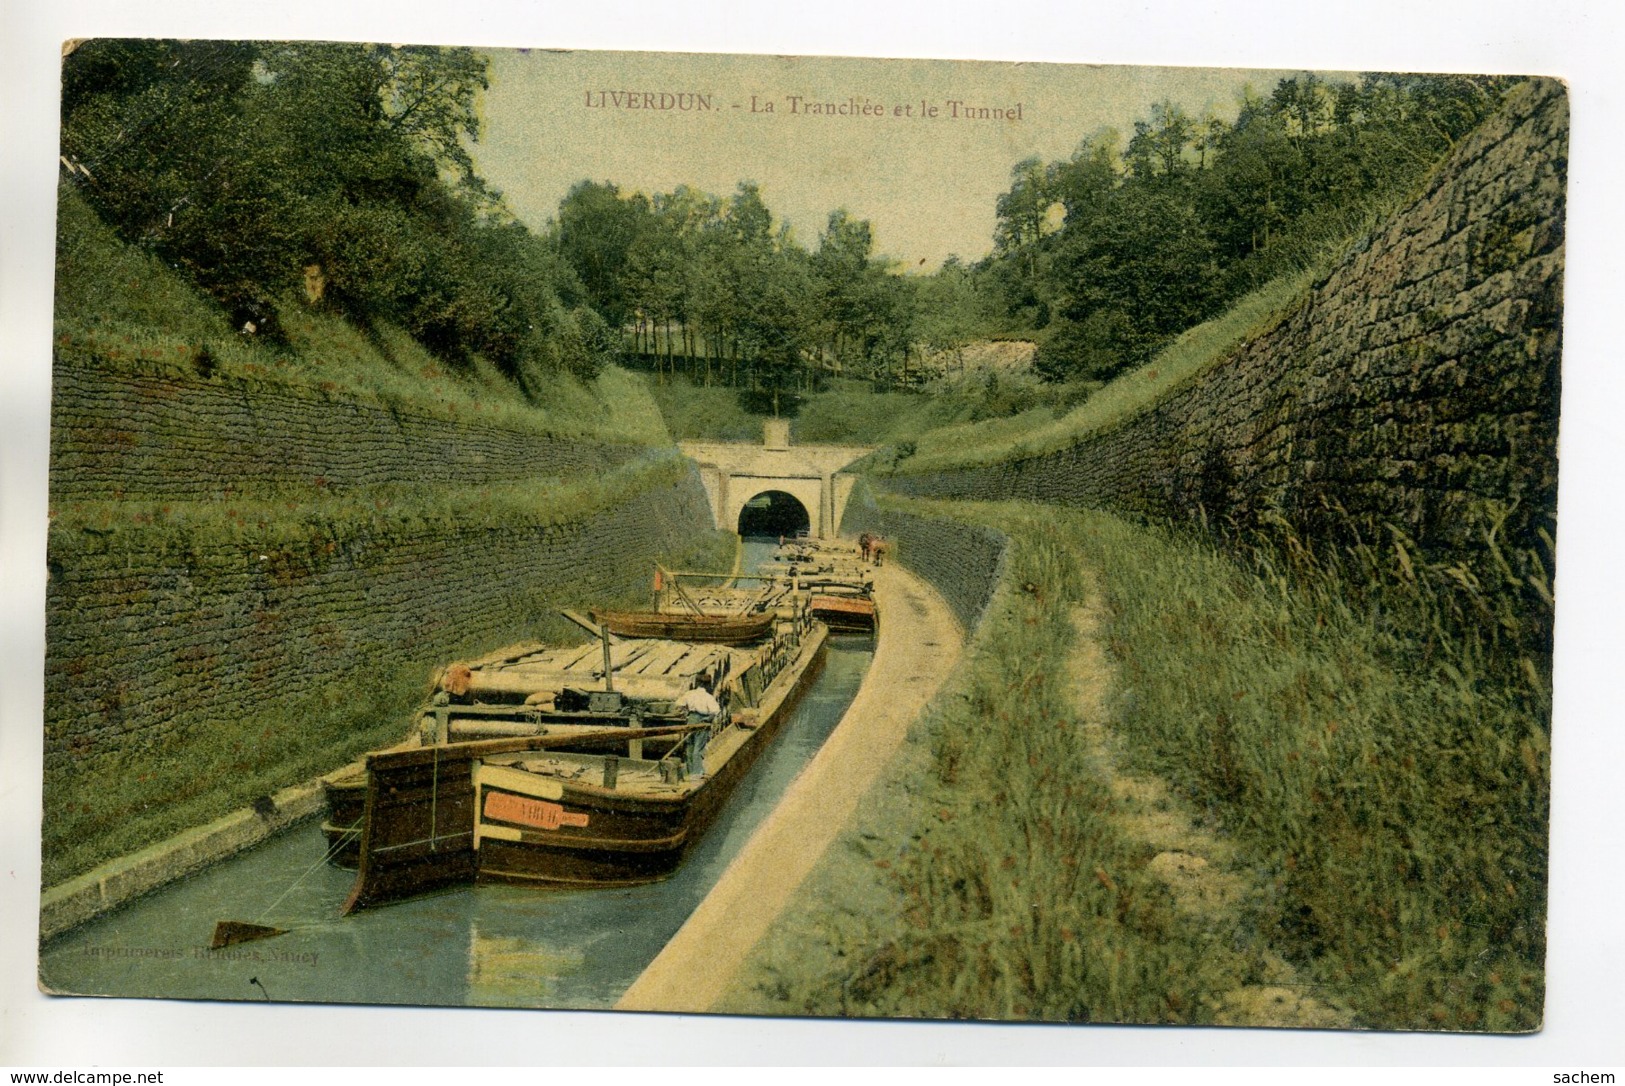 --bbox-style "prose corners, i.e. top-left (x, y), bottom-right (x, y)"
top-left (432, 692), bottom-right (450, 744)
top-left (599, 620), bottom-right (615, 693)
